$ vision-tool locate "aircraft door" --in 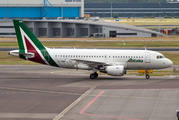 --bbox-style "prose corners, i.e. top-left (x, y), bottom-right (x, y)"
top-left (145, 52), bottom-right (151, 63)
